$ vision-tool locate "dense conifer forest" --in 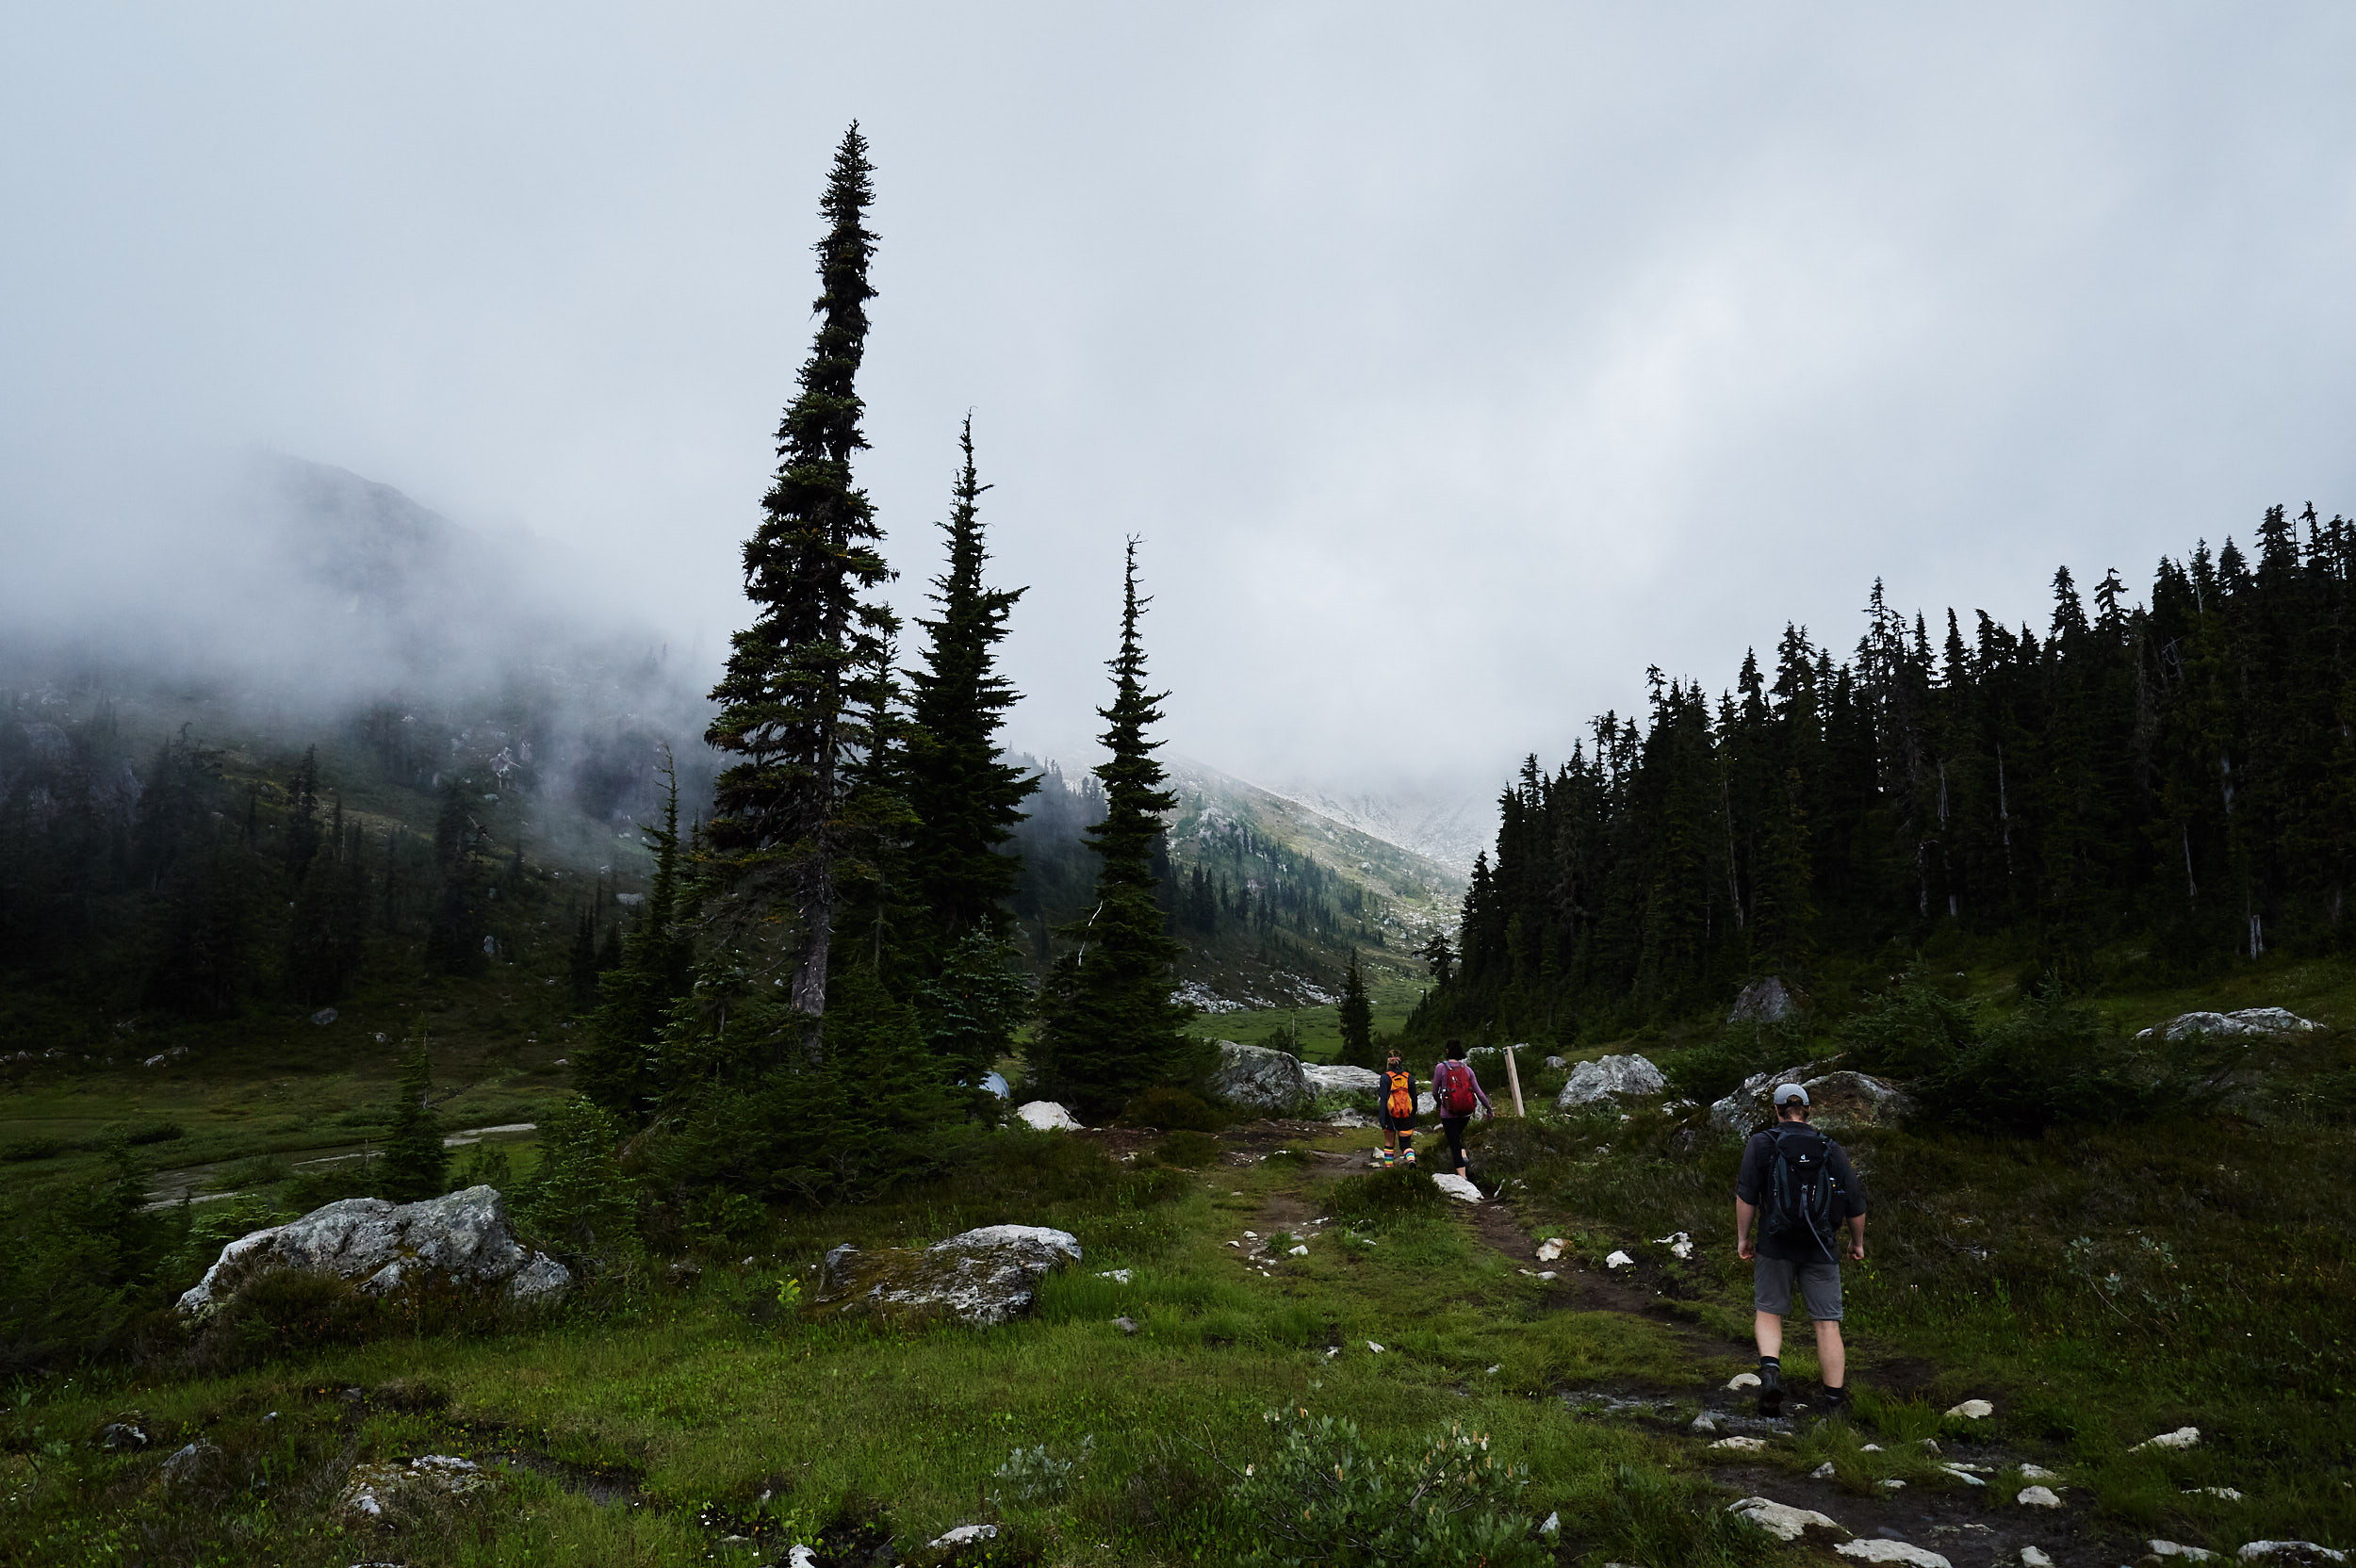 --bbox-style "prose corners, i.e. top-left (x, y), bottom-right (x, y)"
top-left (1415, 507), bottom-right (2356, 1042)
